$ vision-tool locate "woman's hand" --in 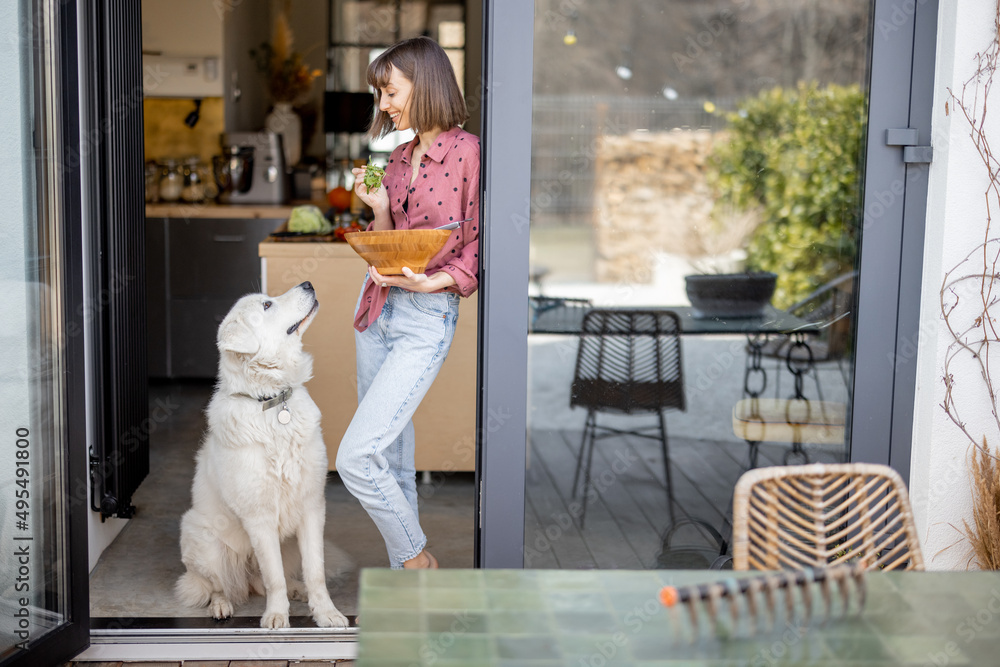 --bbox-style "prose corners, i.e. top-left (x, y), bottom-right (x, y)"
top-left (369, 265), bottom-right (456, 293)
top-left (351, 167), bottom-right (390, 213)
